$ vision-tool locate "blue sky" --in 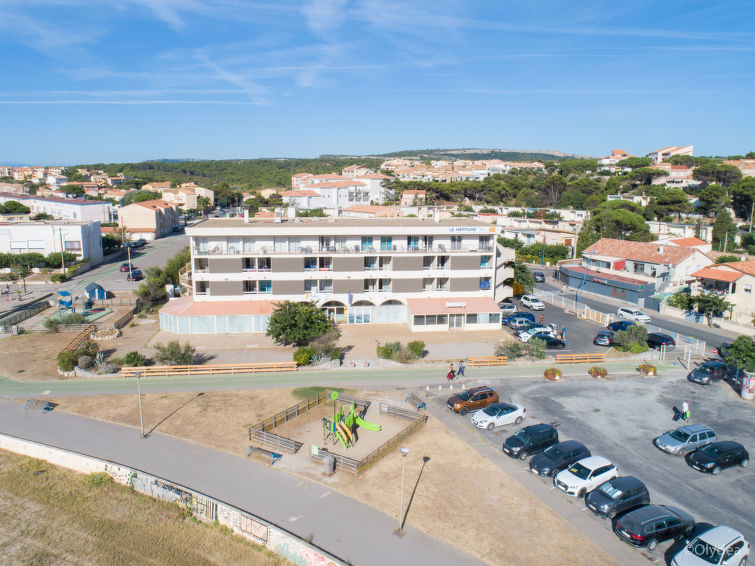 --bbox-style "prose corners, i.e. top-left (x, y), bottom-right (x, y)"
top-left (1, 0), bottom-right (754, 164)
